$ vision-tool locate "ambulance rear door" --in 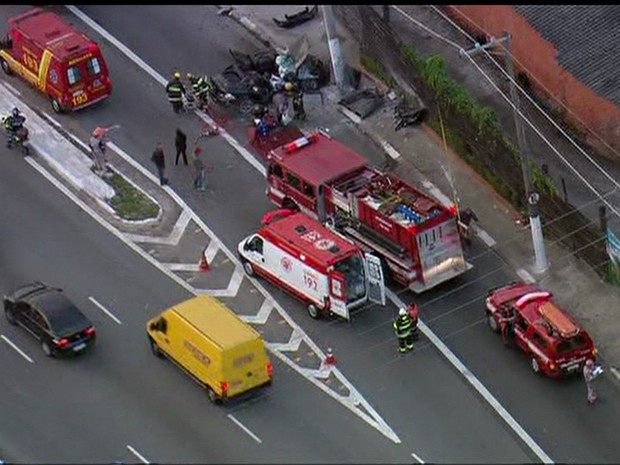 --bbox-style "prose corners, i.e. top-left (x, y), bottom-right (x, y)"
top-left (328, 271), bottom-right (350, 320)
top-left (365, 253), bottom-right (386, 306)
